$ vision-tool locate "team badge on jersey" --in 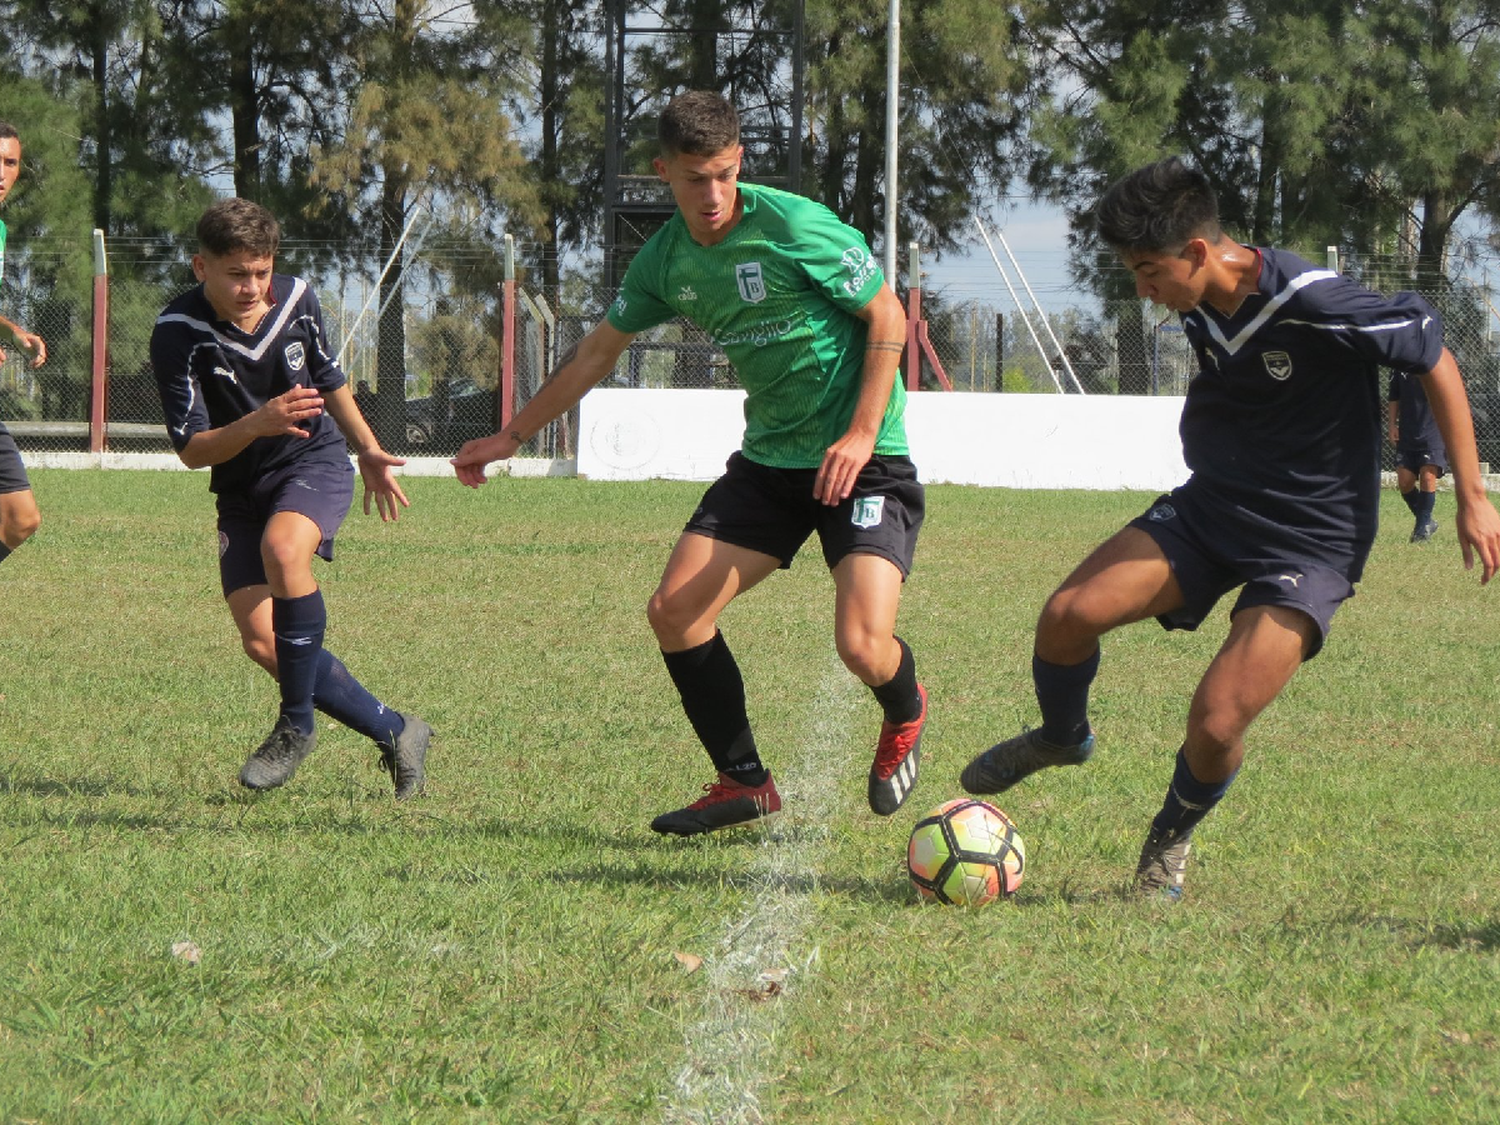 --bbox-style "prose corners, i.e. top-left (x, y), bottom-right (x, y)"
top-left (1148, 502), bottom-right (1177, 522)
top-left (850, 495), bottom-right (886, 529)
top-left (285, 341), bottom-right (306, 372)
top-left (736, 262), bottom-right (766, 304)
top-left (1262, 350), bottom-right (1292, 381)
